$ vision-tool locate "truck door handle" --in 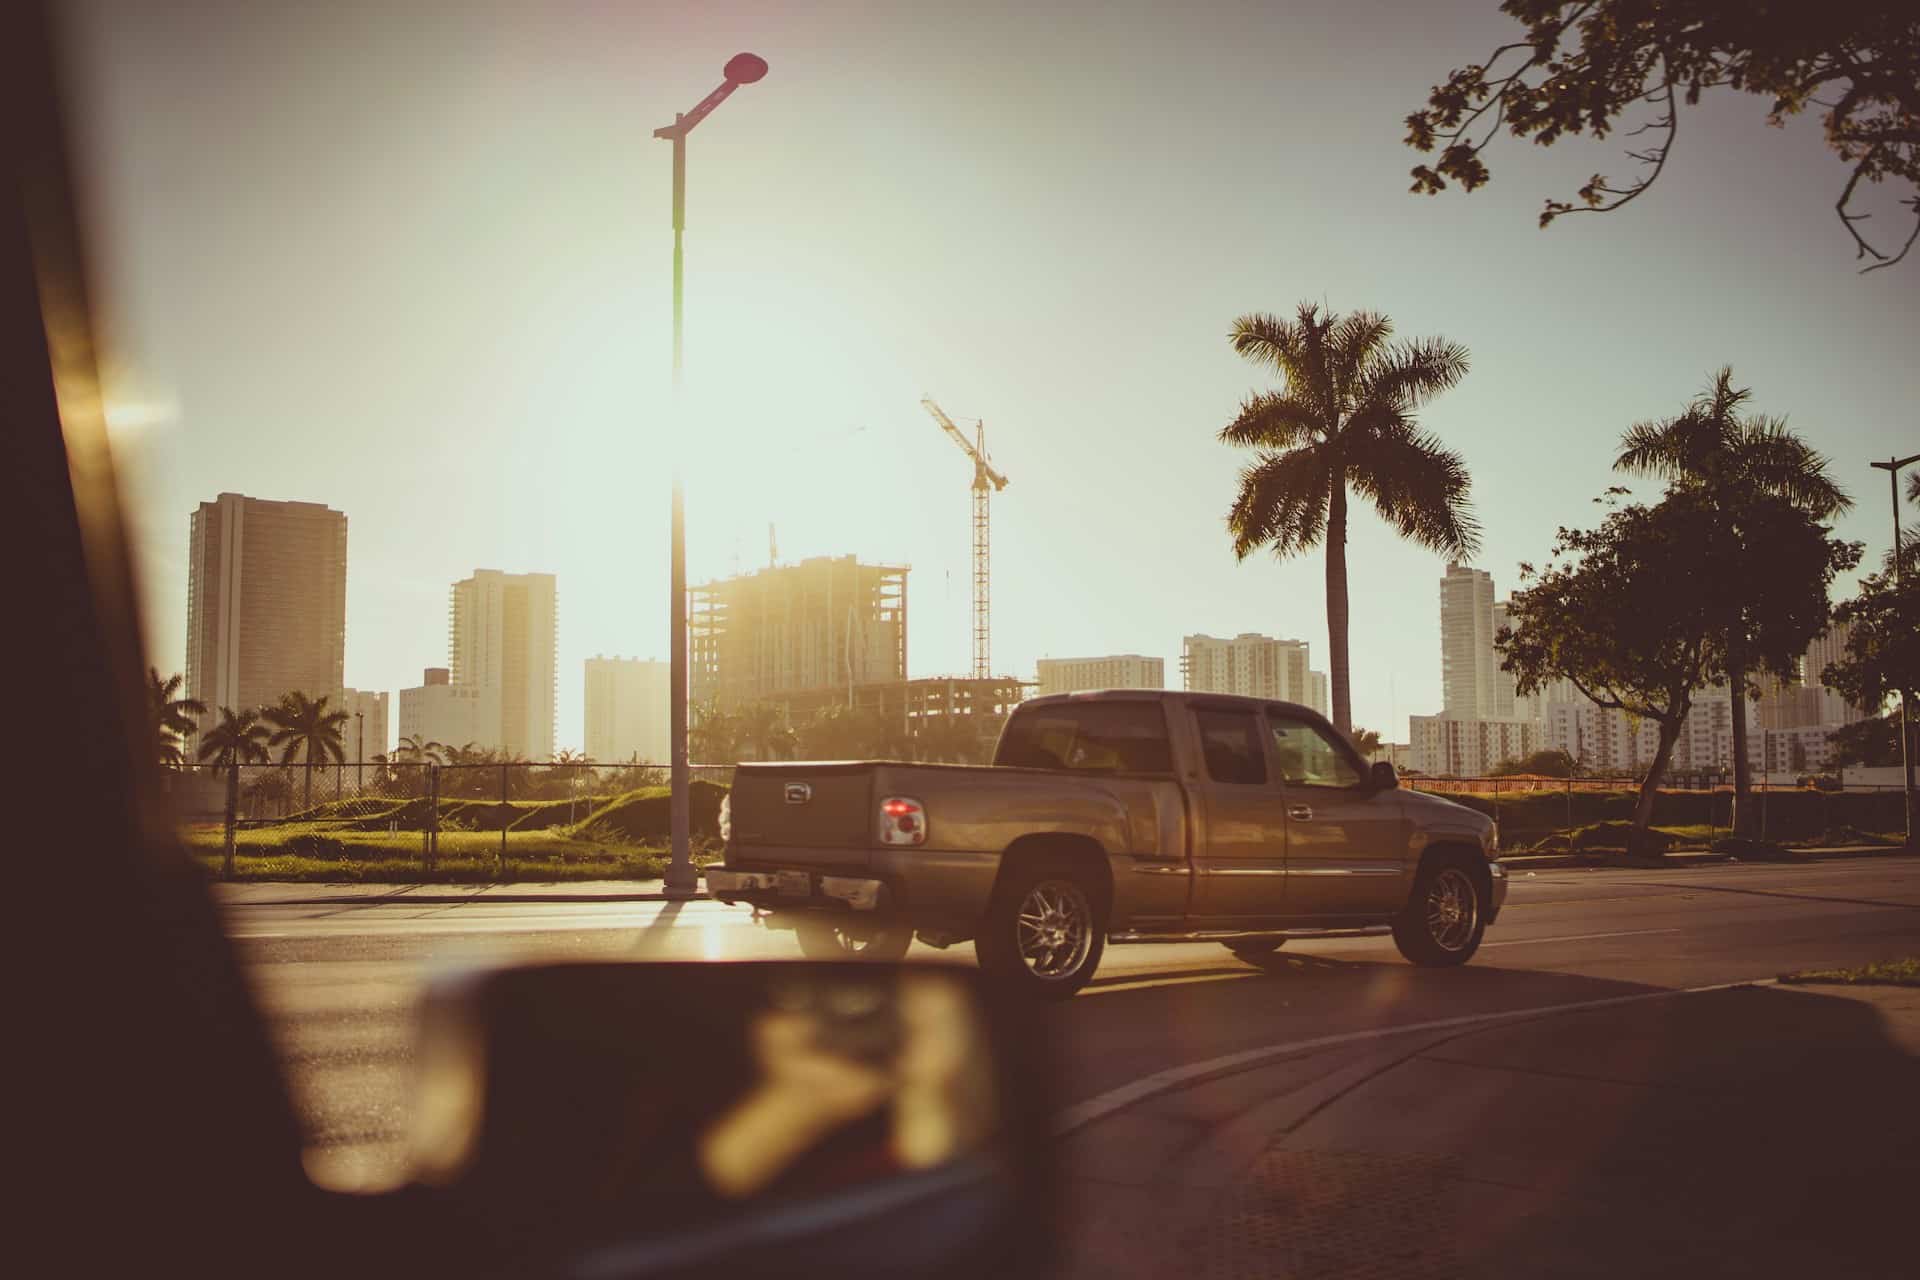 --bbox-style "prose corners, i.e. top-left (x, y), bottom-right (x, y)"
top-left (1288, 805), bottom-right (1313, 821)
